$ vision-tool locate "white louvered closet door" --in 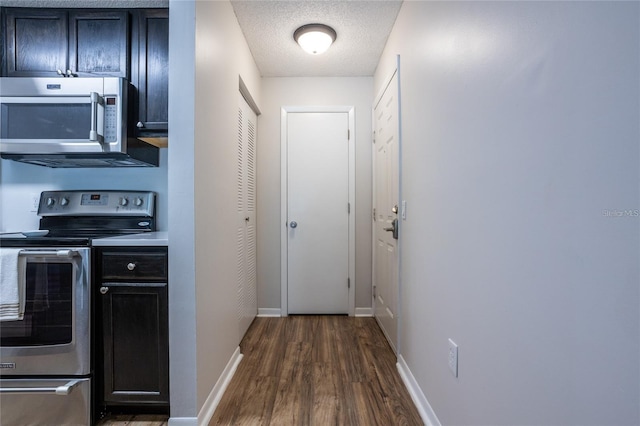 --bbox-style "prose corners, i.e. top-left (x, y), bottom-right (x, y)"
top-left (237, 92), bottom-right (257, 340)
